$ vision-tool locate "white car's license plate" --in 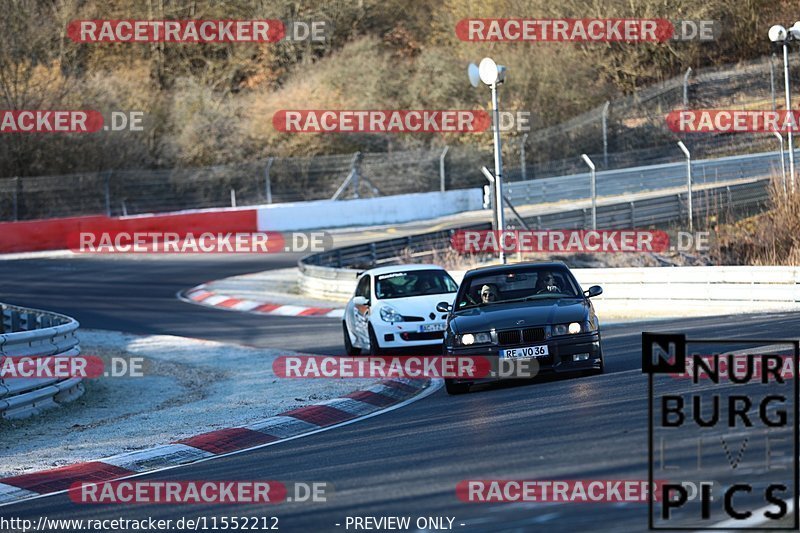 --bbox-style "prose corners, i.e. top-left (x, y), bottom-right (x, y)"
top-left (500, 345), bottom-right (549, 359)
top-left (419, 323), bottom-right (446, 332)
